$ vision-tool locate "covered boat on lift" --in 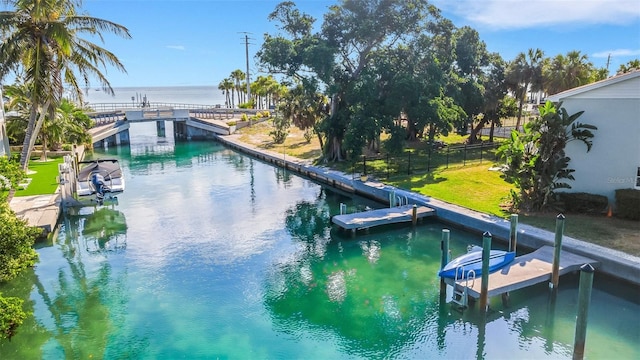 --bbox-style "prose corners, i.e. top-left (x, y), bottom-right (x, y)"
top-left (76, 159), bottom-right (125, 203)
top-left (438, 247), bottom-right (515, 279)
